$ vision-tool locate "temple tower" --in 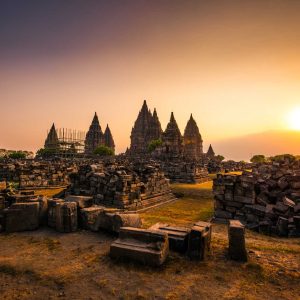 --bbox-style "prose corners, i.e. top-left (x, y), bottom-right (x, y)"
top-left (183, 114), bottom-right (203, 160)
top-left (44, 123), bottom-right (59, 150)
top-left (207, 144), bottom-right (215, 158)
top-left (148, 108), bottom-right (163, 142)
top-left (130, 100), bottom-right (153, 153)
top-left (162, 112), bottom-right (183, 156)
top-left (104, 124), bottom-right (115, 153)
top-left (84, 112), bottom-right (104, 154)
